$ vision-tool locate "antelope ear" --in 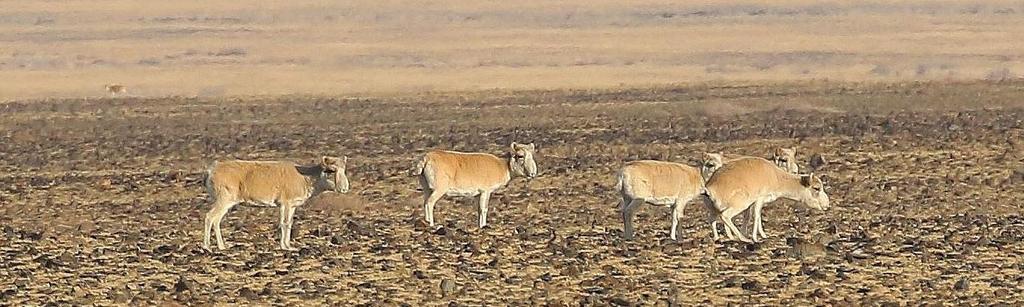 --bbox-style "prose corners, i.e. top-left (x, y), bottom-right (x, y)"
top-left (341, 156), bottom-right (348, 166)
top-left (321, 156), bottom-right (331, 166)
top-left (528, 143), bottom-right (536, 150)
top-left (510, 142), bottom-right (521, 152)
top-left (800, 174), bottom-right (812, 187)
